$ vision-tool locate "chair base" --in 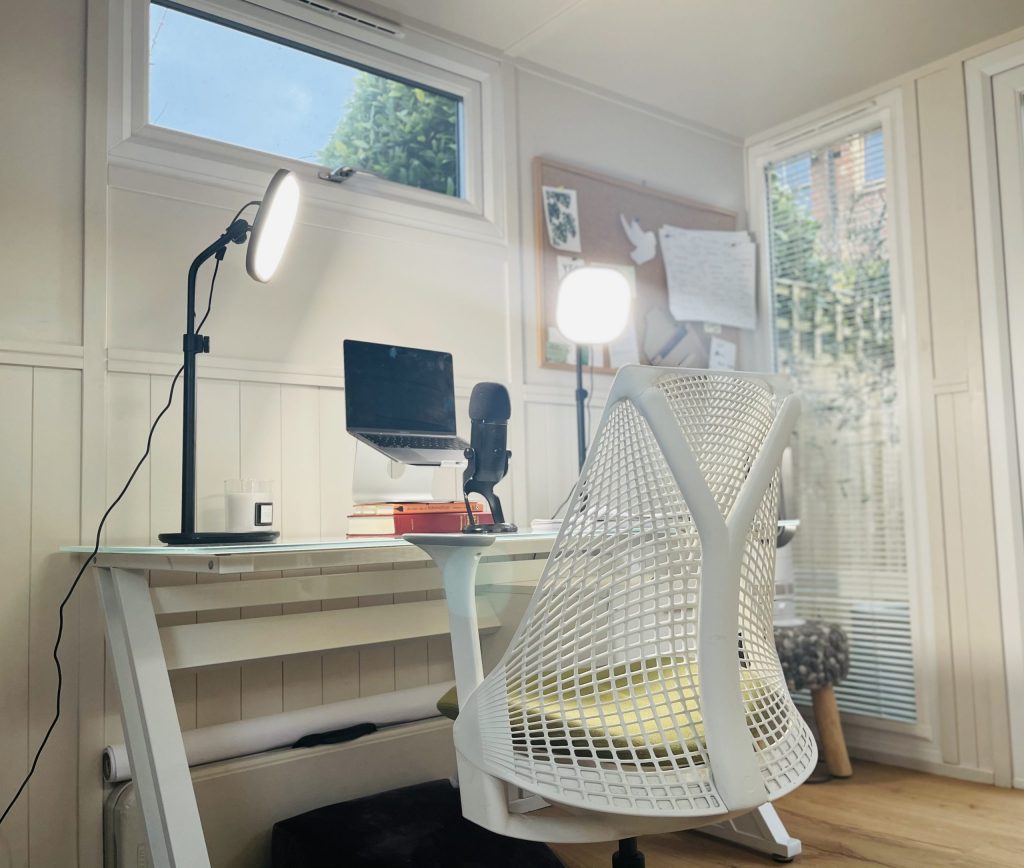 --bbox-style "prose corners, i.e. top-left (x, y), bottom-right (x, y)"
top-left (698, 803), bottom-right (801, 860)
top-left (612, 837), bottom-right (645, 868)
